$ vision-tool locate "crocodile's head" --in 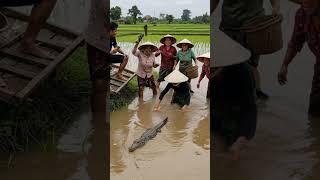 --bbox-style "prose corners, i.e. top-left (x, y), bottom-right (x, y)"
top-left (128, 139), bottom-right (145, 152)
